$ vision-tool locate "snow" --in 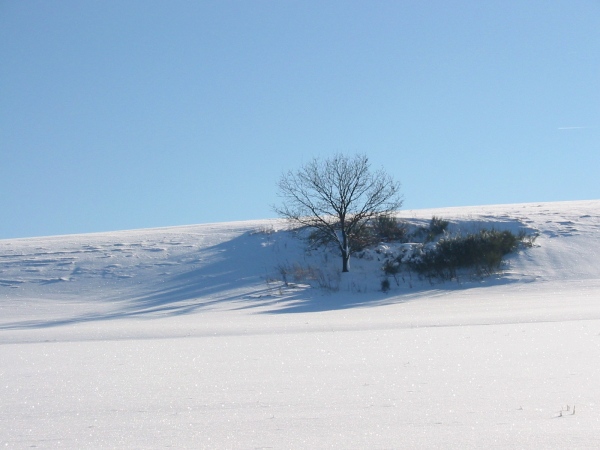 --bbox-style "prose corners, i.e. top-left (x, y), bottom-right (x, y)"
top-left (1, 200), bottom-right (599, 448)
